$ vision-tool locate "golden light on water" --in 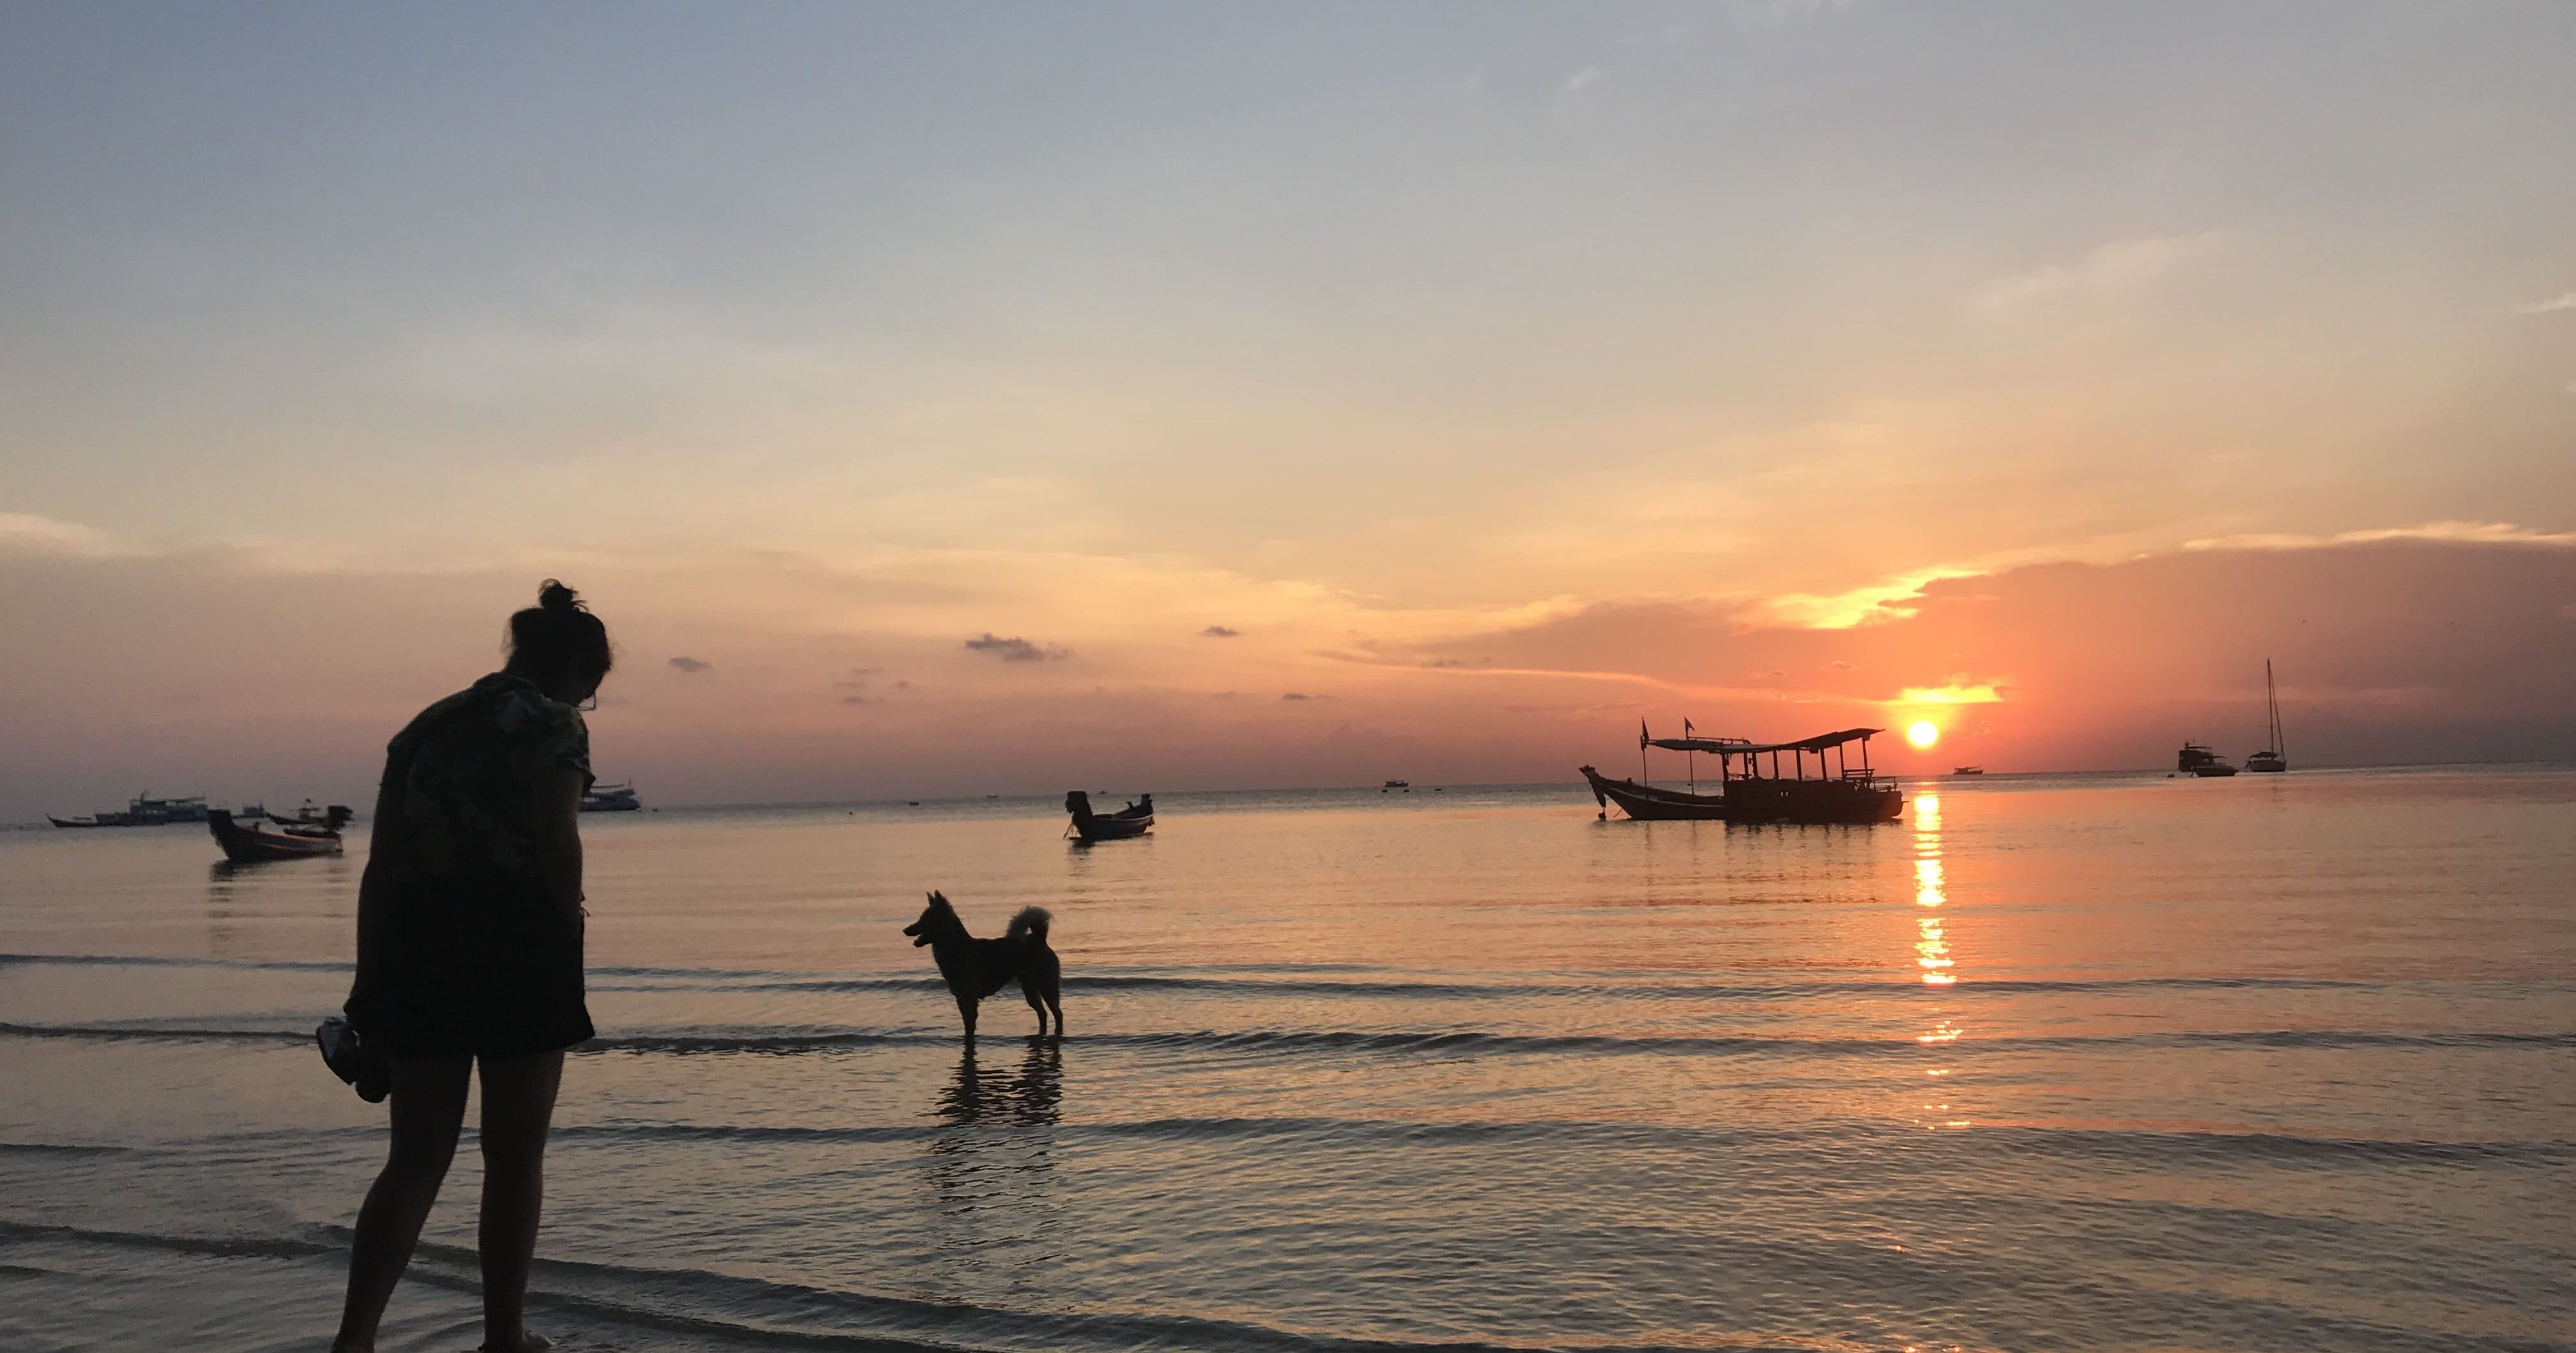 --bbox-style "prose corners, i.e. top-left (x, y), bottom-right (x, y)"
top-left (1906, 720), bottom-right (1940, 748)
